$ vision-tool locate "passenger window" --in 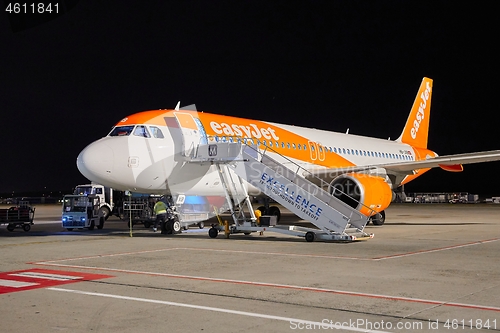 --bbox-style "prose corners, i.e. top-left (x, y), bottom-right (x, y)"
top-left (292, 143), bottom-right (296, 149)
top-left (287, 143), bottom-right (291, 149)
top-left (133, 125), bottom-right (151, 138)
